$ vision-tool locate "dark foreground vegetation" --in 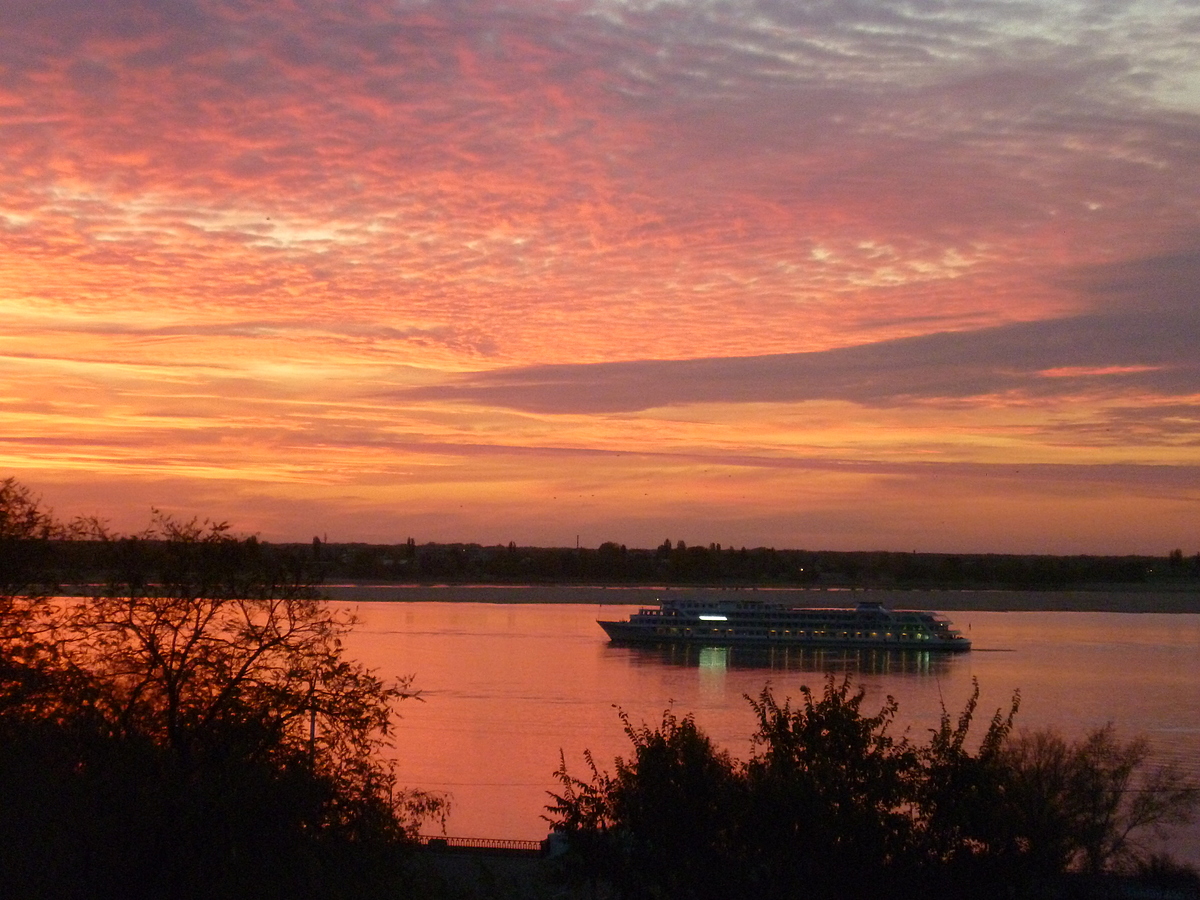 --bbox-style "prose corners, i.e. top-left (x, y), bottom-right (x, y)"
top-left (2, 476), bottom-right (1198, 899)
top-left (0, 479), bottom-right (446, 899)
top-left (548, 680), bottom-right (1200, 900)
